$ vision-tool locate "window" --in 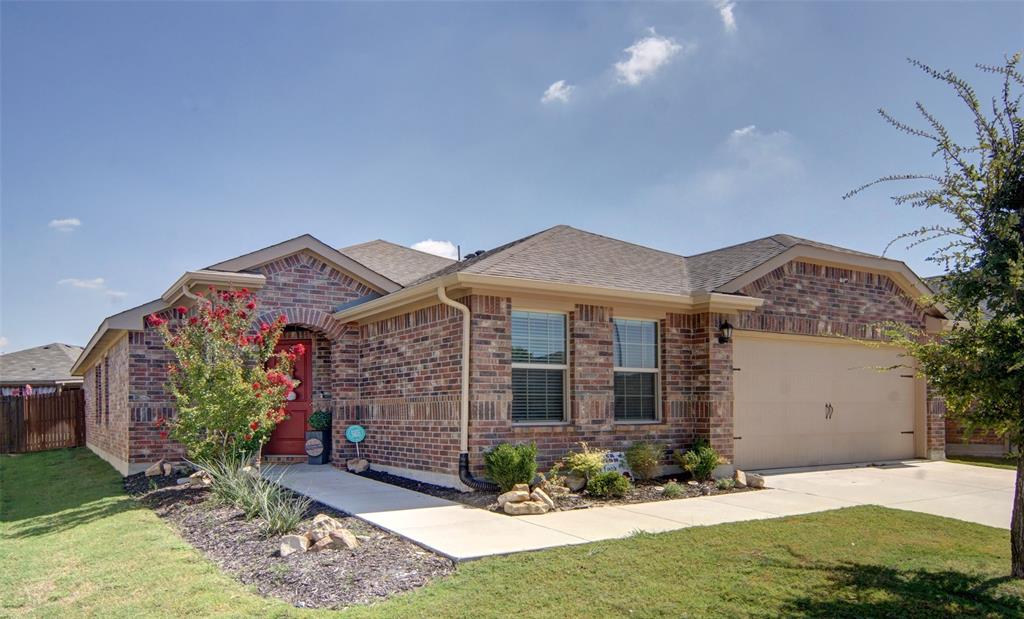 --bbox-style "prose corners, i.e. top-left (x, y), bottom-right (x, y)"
top-left (613, 319), bottom-right (659, 421)
top-left (511, 311), bottom-right (567, 423)
top-left (103, 355), bottom-right (110, 417)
